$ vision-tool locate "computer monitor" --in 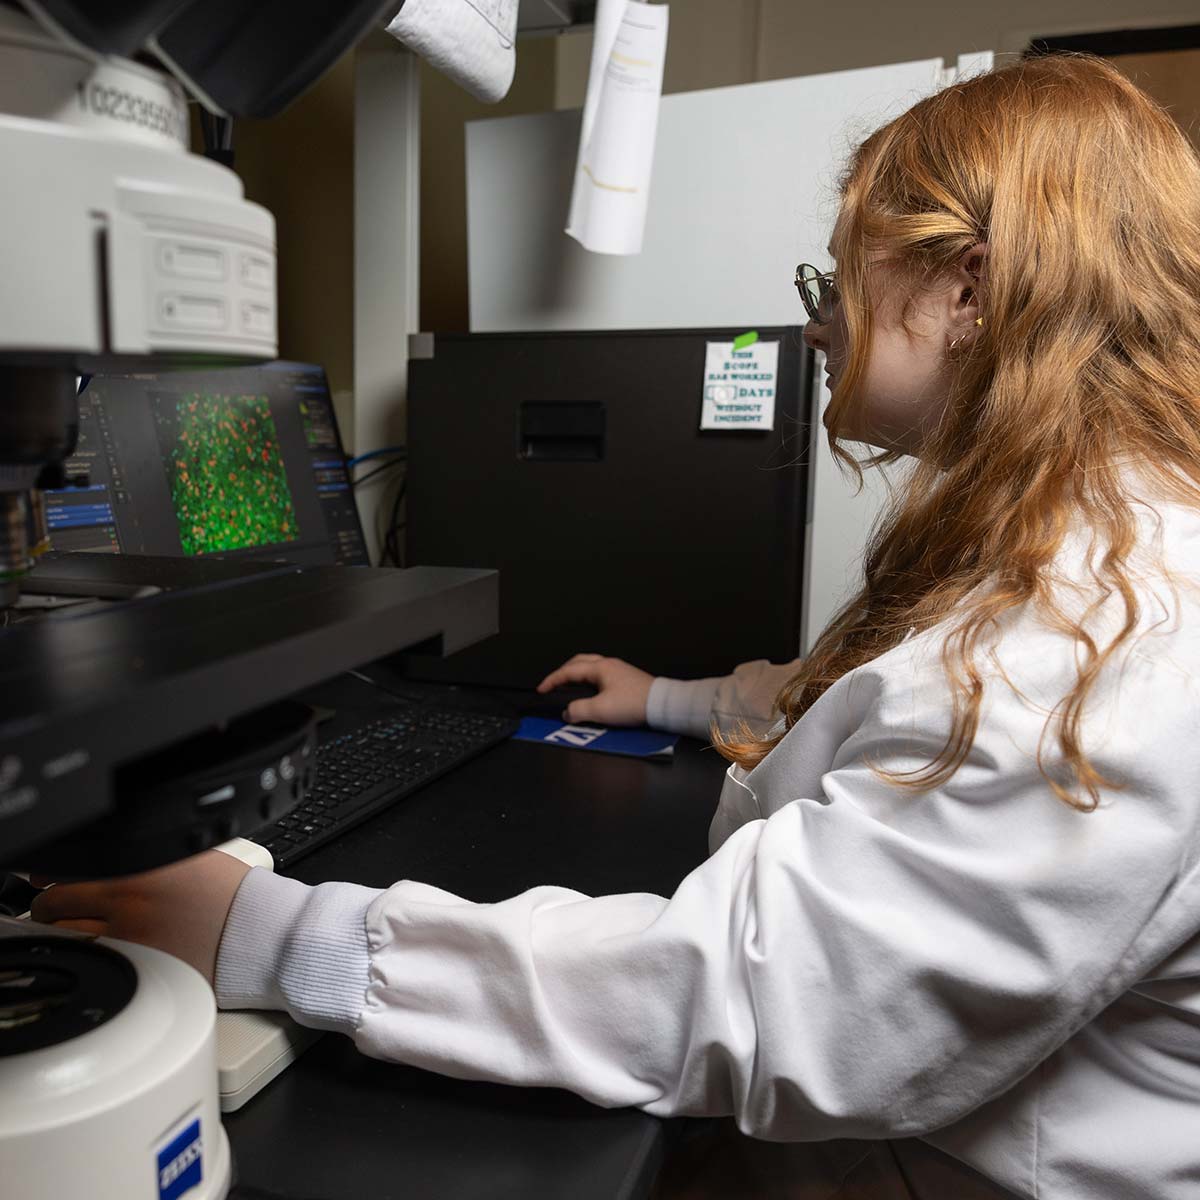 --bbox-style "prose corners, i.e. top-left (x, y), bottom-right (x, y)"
top-left (45, 361), bottom-right (369, 567)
